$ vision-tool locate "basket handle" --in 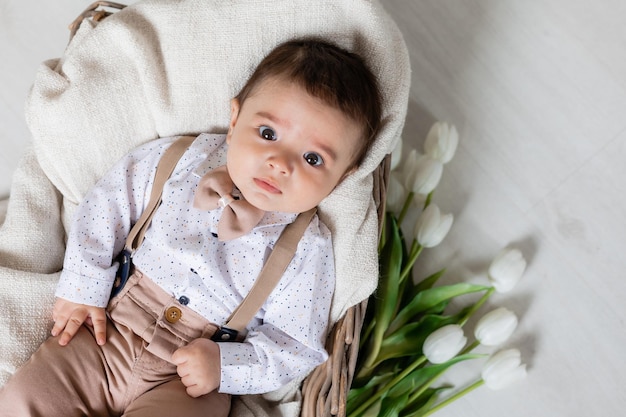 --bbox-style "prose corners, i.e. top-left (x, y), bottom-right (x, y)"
top-left (68, 1), bottom-right (127, 40)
